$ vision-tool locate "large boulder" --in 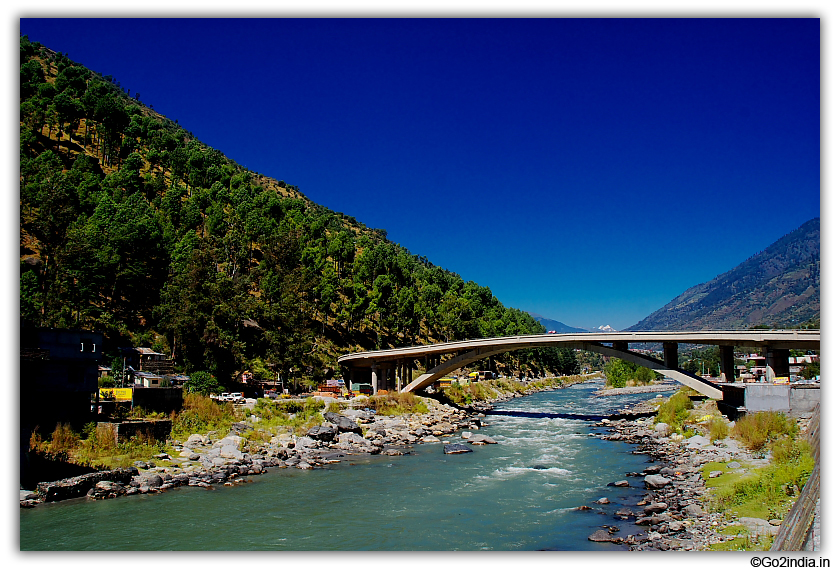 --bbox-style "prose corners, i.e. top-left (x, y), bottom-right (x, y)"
top-left (588, 529), bottom-right (616, 542)
top-left (443, 443), bottom-right (473, 454)
top-left (36, 468), bottom-right (139, 503)
top-left (307, 424), bottom-right (338, 442)
top-left (467, 433), bottom-right (497, 445)
top-left (87, 481), bottom-right (127, 500)
top-left (214, 435), bottom-right (243, 449)
top-left (324, 412), bottom-right (363, 434)
top-left (220, 445), bottom-right (243, 460)
top-left (337, 432), bottom-right (368, 446)
top-left (270, 433), bottom-right (296, 448)
top-left (186, 433), bottom-right (208, 446)
top-left (644, 474), bottom-right (672, 489)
